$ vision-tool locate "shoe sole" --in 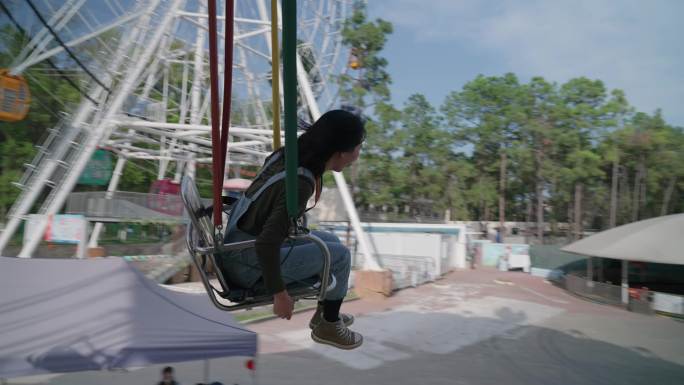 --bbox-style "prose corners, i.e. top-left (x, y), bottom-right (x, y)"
top-left (311, 331), bottom-right (363, 350)
top-left (309, 317), bottom-right (354, 330)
